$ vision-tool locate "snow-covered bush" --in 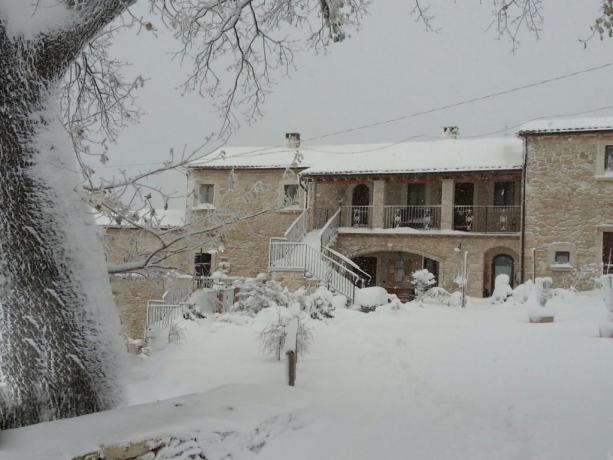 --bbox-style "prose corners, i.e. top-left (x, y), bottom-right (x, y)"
top-left (357, 286), bottom-right (389, 312)
top-left (599, 274), bottom-right (613, 337)
top-left (512, 280), bottom-right (533, 304)
top-left (257, 306), bottom-right (312, 360)
top-left (491, 274), bottom-right (513, 304)
top-left (388, 294), bottom-right (402, 311)
top-left (528, 277), bottom-right (555, 323)
top-left (293, 286), bottom-right (335, 320)
top-left (411, 269), bottom-right (436, 304)
top-left (168, 321), bottom-right (186, 345)
top-left (234, 275), bottom-right (290, 314)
